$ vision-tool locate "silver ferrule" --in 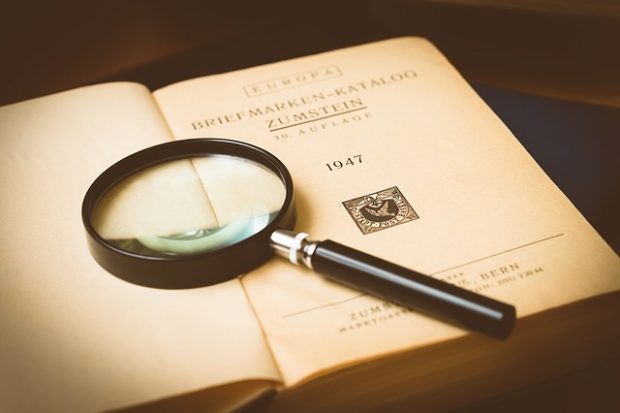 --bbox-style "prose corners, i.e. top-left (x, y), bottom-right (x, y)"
top-left (270, 229), bottom-right (318, 269)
